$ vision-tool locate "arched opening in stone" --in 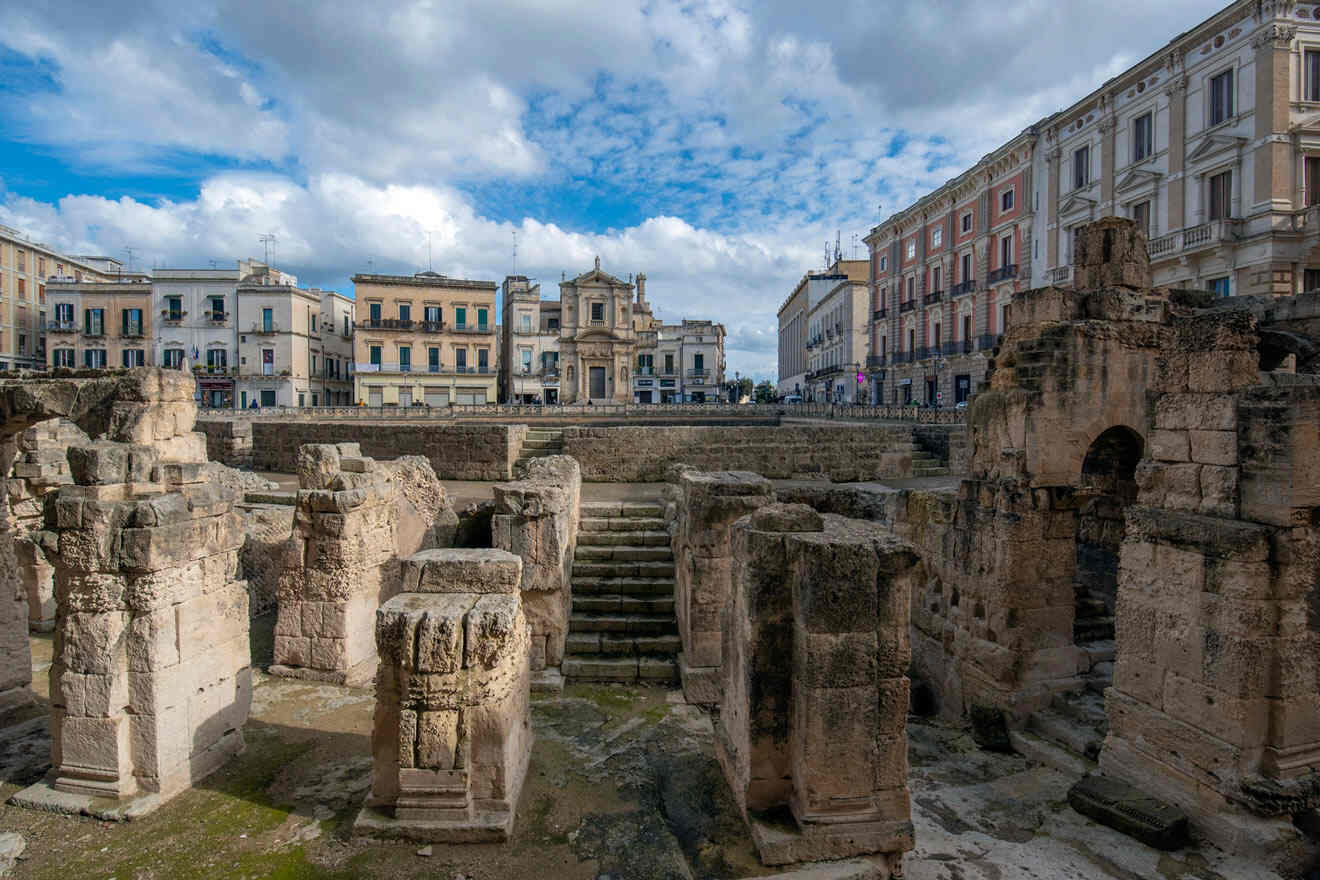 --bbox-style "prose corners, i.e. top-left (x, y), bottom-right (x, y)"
top-left (1075, 426), bottom-right (1143, 653)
